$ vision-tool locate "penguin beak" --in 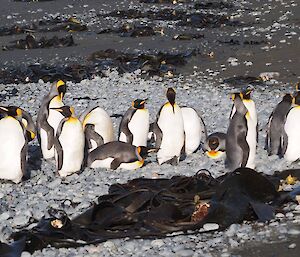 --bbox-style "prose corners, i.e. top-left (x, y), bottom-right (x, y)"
top-left (206, 150), bottom-right (223, 159)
